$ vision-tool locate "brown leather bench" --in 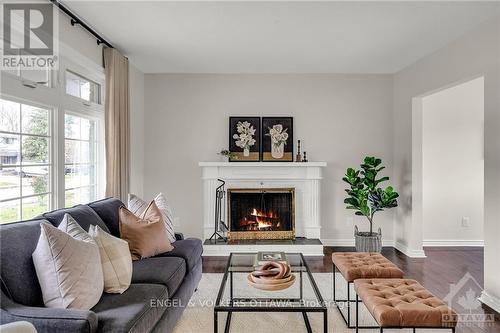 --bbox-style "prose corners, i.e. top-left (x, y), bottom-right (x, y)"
top-left (331, 252), bottom-right (404, 328)
top-left (354, 279), bottom-right (457, 332)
